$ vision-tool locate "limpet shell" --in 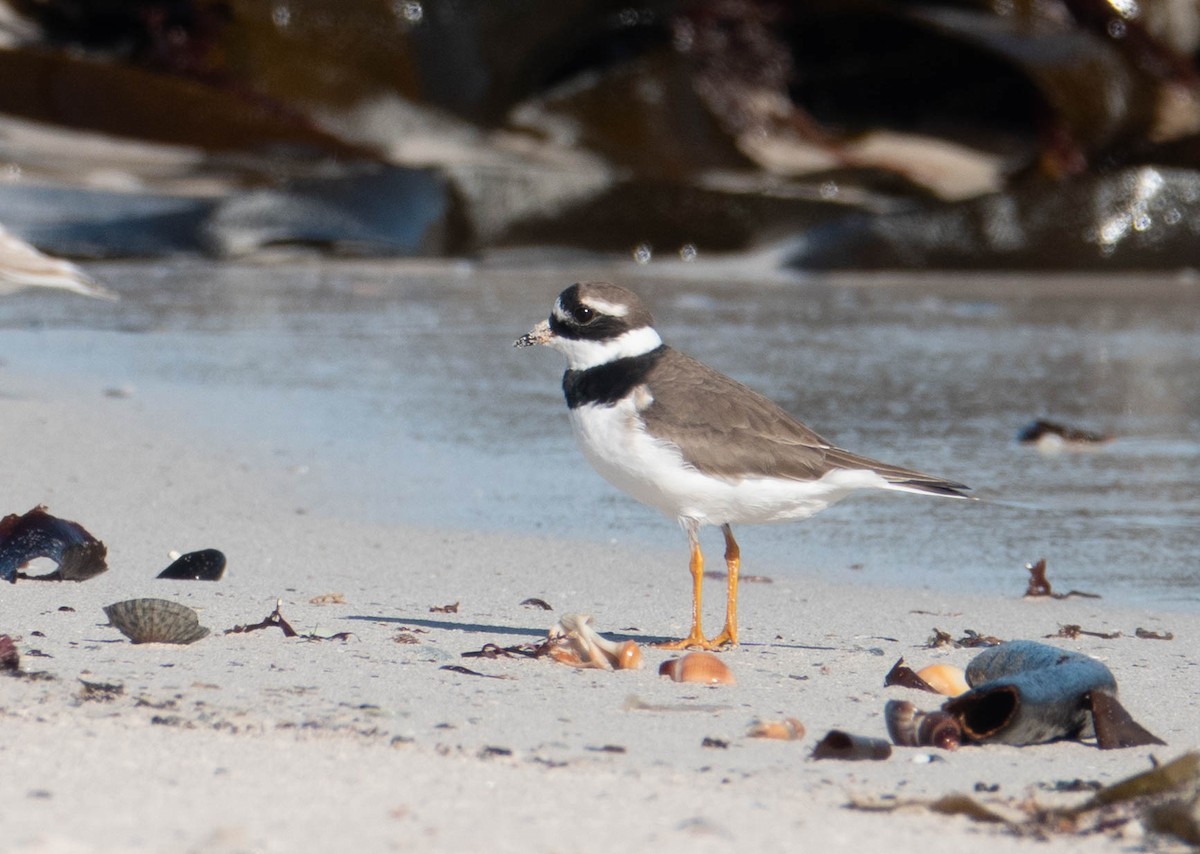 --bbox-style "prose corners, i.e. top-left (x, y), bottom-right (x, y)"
top-left (916, 663), bottom-right (969, 697)
top-left (103, 598), bottom-right (210, 645)
top-left (658, 651), bottom-right (735, 685)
